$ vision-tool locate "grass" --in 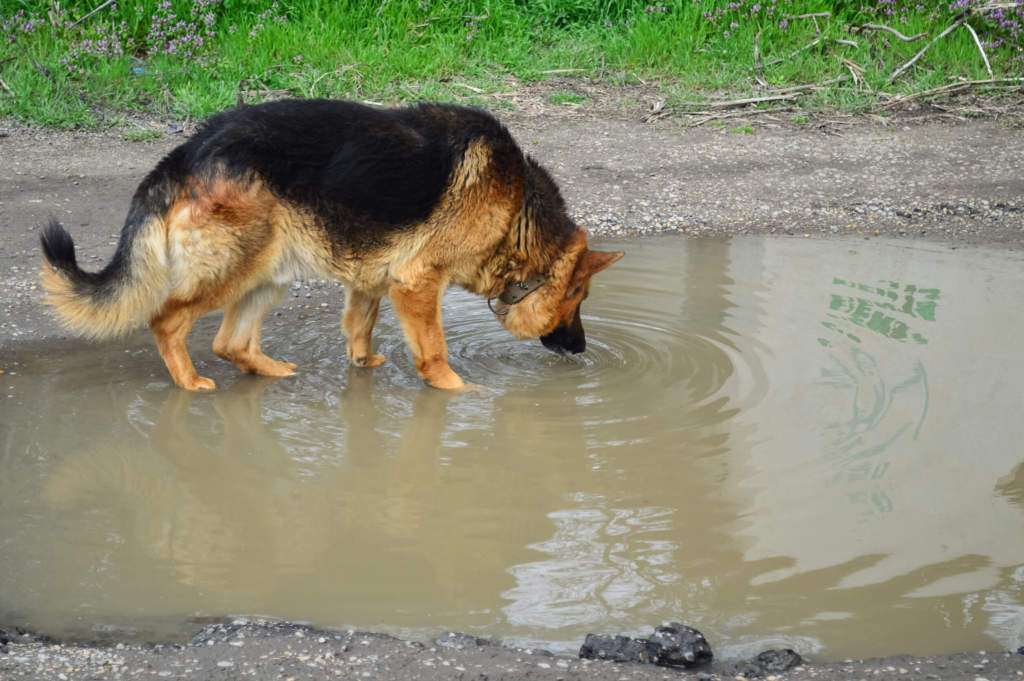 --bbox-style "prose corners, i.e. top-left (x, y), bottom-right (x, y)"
top-left (548, 90), bottom-right (588, 105)
top-left (122, 127), bottom-right (163, 141)
top-left (0, 0), bottom-right (1021, 128)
